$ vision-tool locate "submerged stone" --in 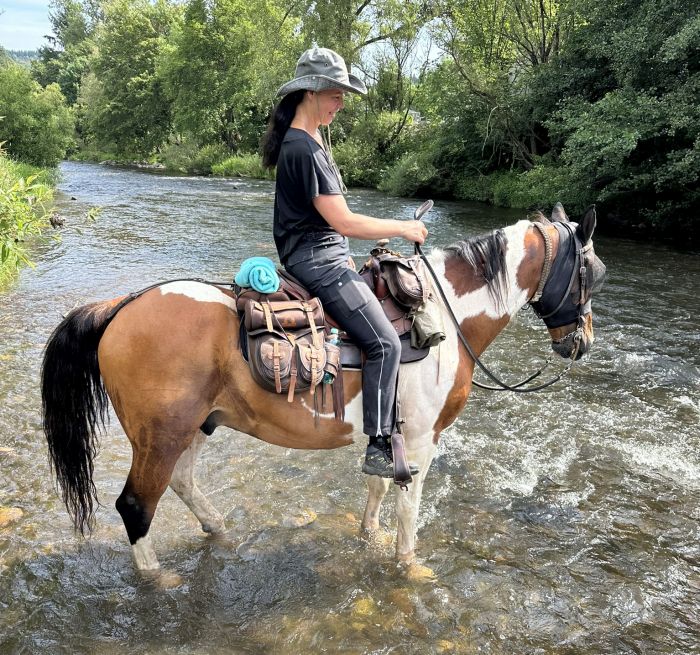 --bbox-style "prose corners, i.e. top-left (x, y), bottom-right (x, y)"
top-left (0, 507), bottom-right (23, 527)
